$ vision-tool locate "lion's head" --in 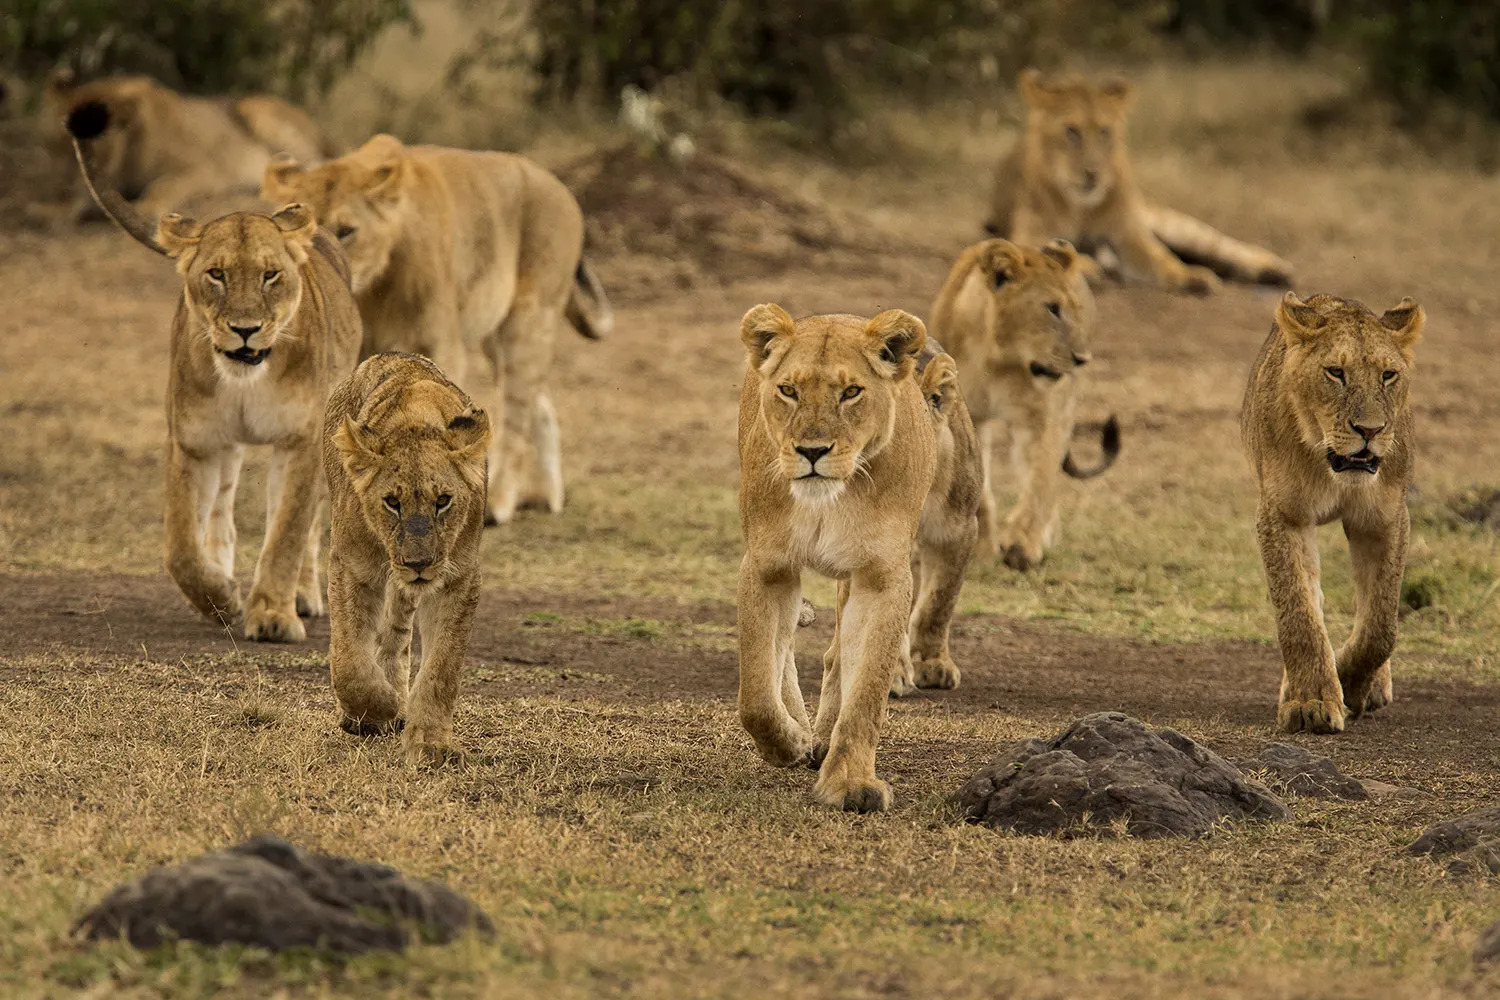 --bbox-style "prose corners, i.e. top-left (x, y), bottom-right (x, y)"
top-left (965, 238), bottom-right (1096, 383)
top-left (333, 383), bottom-right (491, 585)
top-left (1018, 68), bottom-right (1133, 210)
top-left (741, 305), bottom-right (926, 507)
top-left (261, 134), bottom-right (409, 294)
top-left (1274, 292), bottom-right (1423, 477)
top-left (153, 203), bottom-right (319, 379)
